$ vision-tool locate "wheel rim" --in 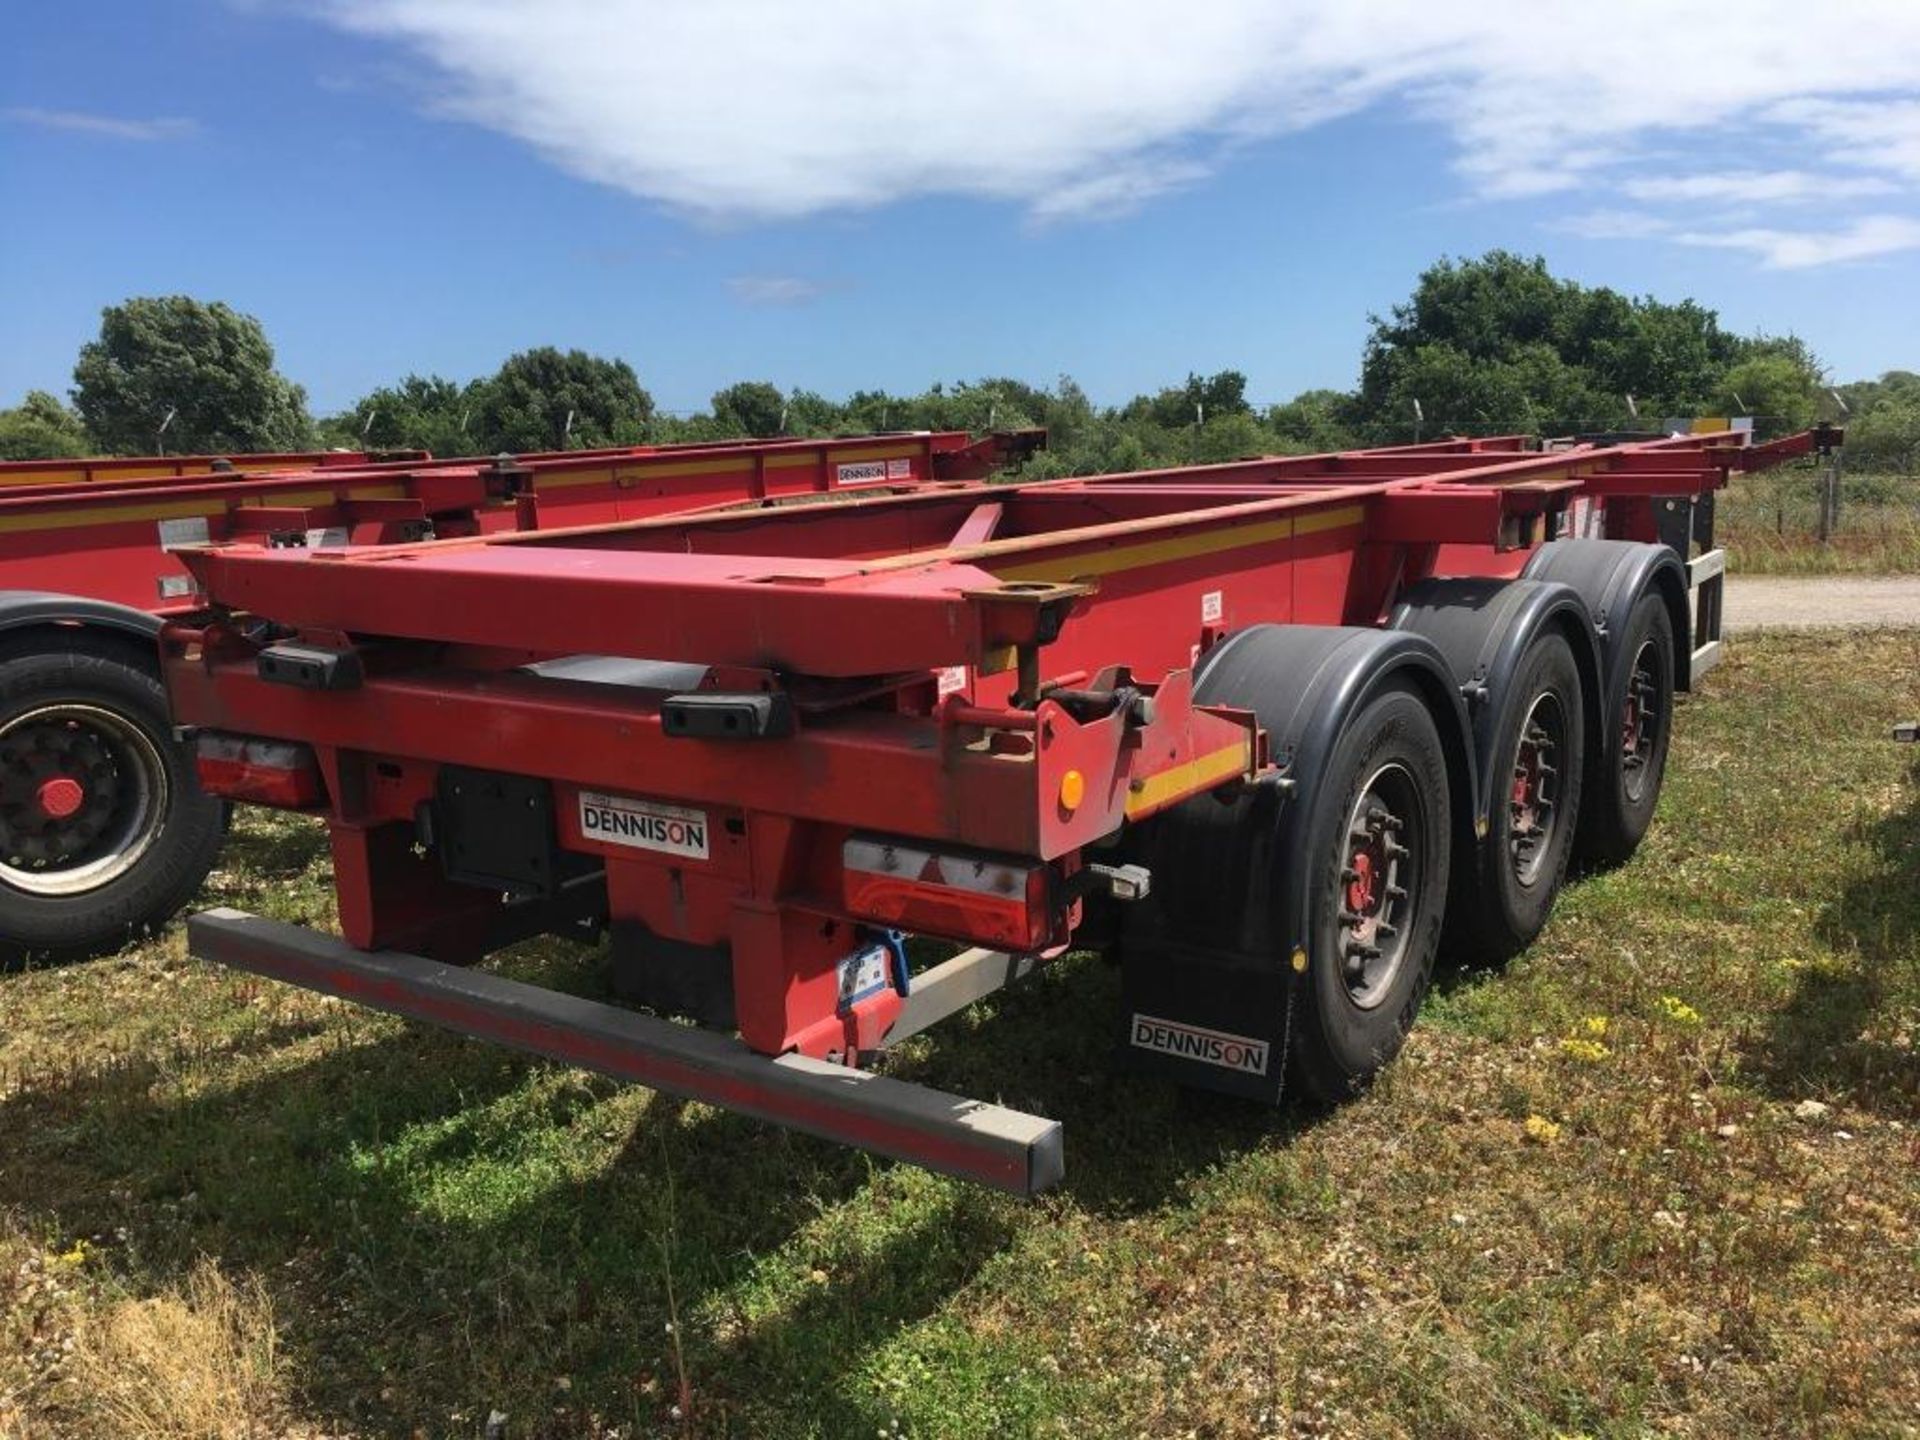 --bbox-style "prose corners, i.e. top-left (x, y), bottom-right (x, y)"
top-left (1337, 761), bottom-right (1424, 1010)
top-left (0, 704), bottom-right (170, 897)
top-left (1620, 640), bottom-right (1662, 804)
top-left (1508, 690), bottom-right (1565, 887)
